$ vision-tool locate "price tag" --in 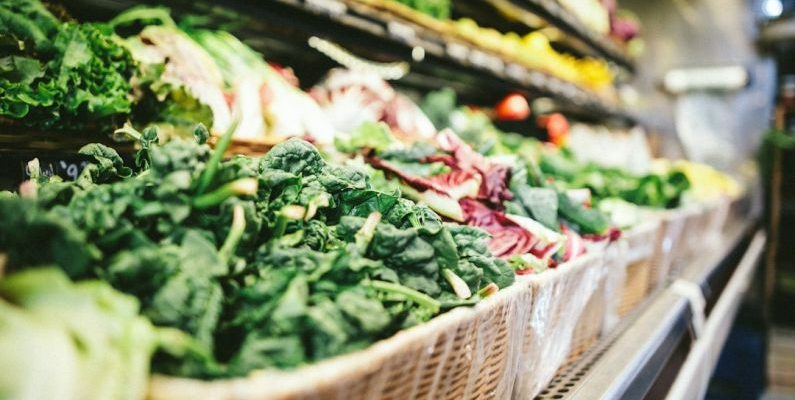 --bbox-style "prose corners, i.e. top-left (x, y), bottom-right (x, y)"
top-left (21, 157), bottom-right (90, 181)
top-left (548, 78), bottom-right (563, 94)
top-left (529, 71), bottom-right (546, 88)
top-left (305, 0), bottom-right (346, 16)
top-left (446, 42), bottom-right (469, 61)
top-left (469, 49), bottom-right (490, 69)
top-left (506, 63), bottom-right (526, 82)
top-left (484, 54), bottom-right (504, 73)
top-left (387, 21), bottom-right (416, 43)
top-left (561, 82), bottom-right (578, 99)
